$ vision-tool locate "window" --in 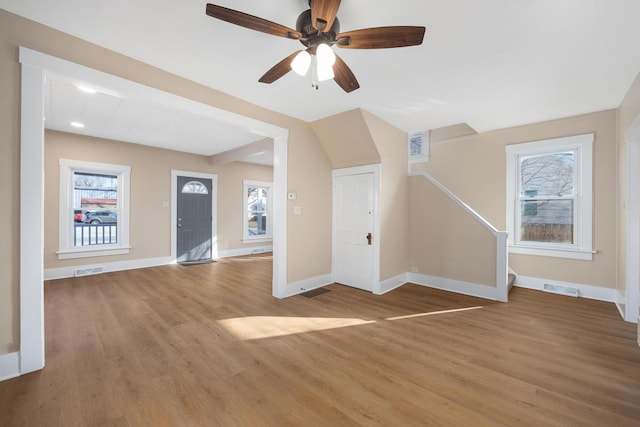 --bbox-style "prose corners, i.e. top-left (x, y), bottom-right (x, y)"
top-left (505, 134), bottom-right (593, 260)
top-left (243, 180), bottom-right (272, 242)
top-left (181, 180), bottom-right (208, 194)
top-left (408, 130), bottom-right (429, 164)
top-left (58, 159), bottom-right (131, 259)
